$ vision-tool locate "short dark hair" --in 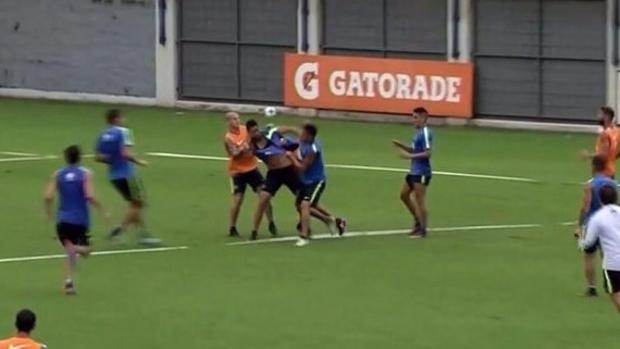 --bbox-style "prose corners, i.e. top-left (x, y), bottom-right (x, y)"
top-left (413, 107), bottom-right (428, 115)
top-left (245, 119), bottom-right (258, 129)
top-left (15, 309), bottom-right (36, 333)
top-left (64, 145), bottom-right (81, 165)
top-left (601, 106), bottom-right (615, 120)
top-left (600, 185), bottom-right (618, 205)
top-left (106, 109), bottom-right (121, 124)
top-left (592, 155), bottom-right (606, 172)
top-left (303, 123), bottom-right (318, 138)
